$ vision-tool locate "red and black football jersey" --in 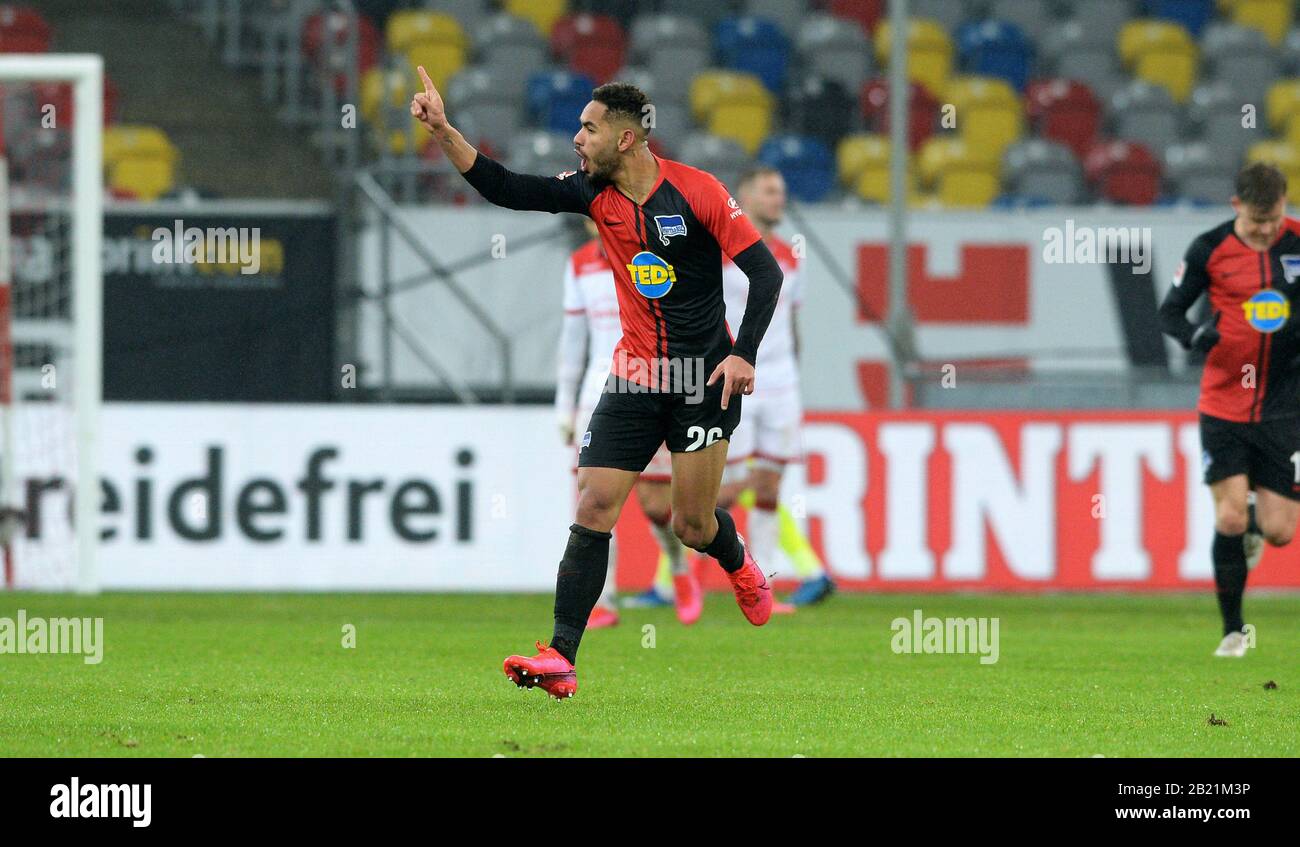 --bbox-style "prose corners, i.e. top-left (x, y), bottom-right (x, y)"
top-left (1160, 217), bottom-right (1300, 422)
top-left (463, 153), bottom-right (764, 389)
